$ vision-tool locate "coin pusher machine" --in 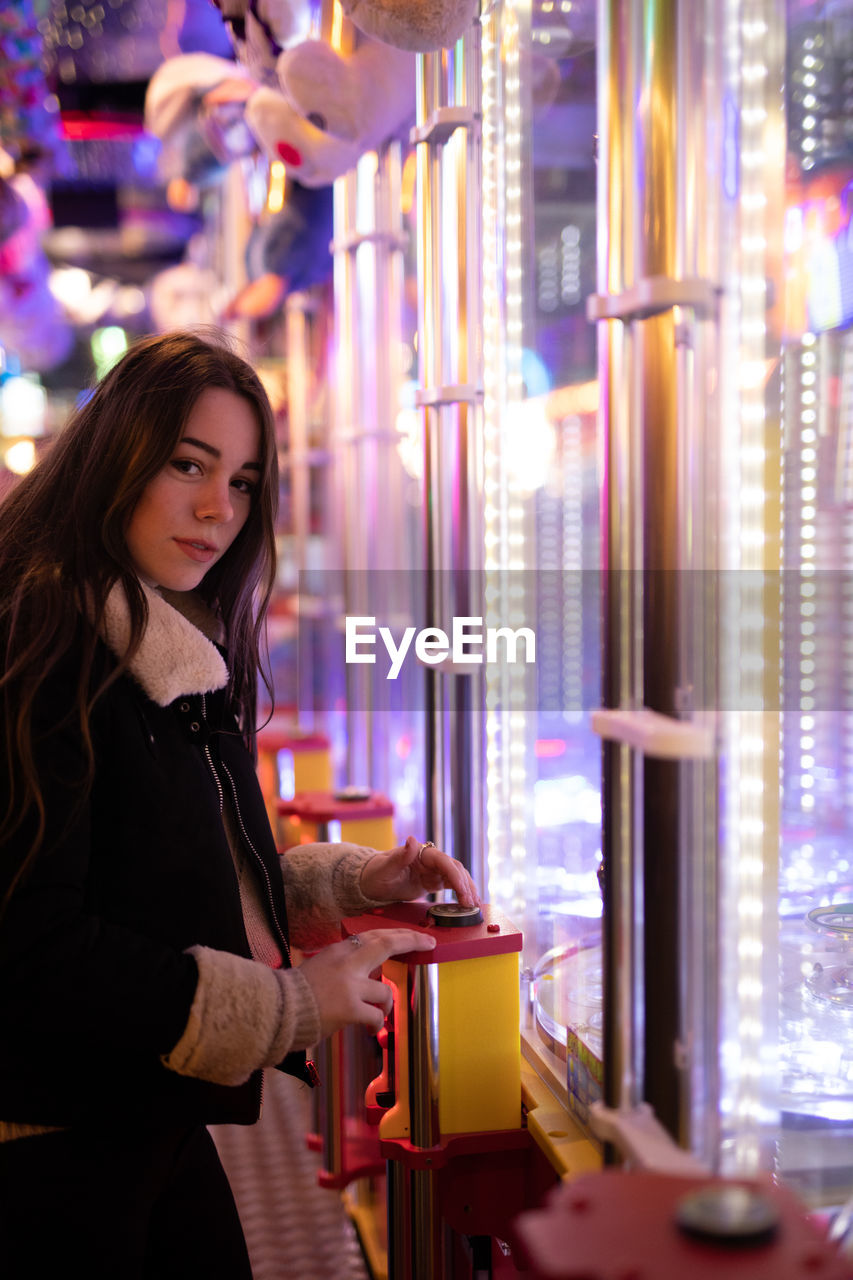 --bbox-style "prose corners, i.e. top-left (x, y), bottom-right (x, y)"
top-left (329, 899), bottom-right (534, 1278)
